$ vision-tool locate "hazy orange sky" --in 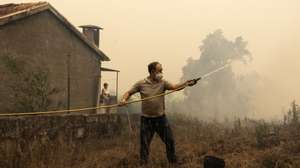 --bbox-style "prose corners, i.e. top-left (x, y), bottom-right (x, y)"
top-left (2, 0), bottom-right (300, 118)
